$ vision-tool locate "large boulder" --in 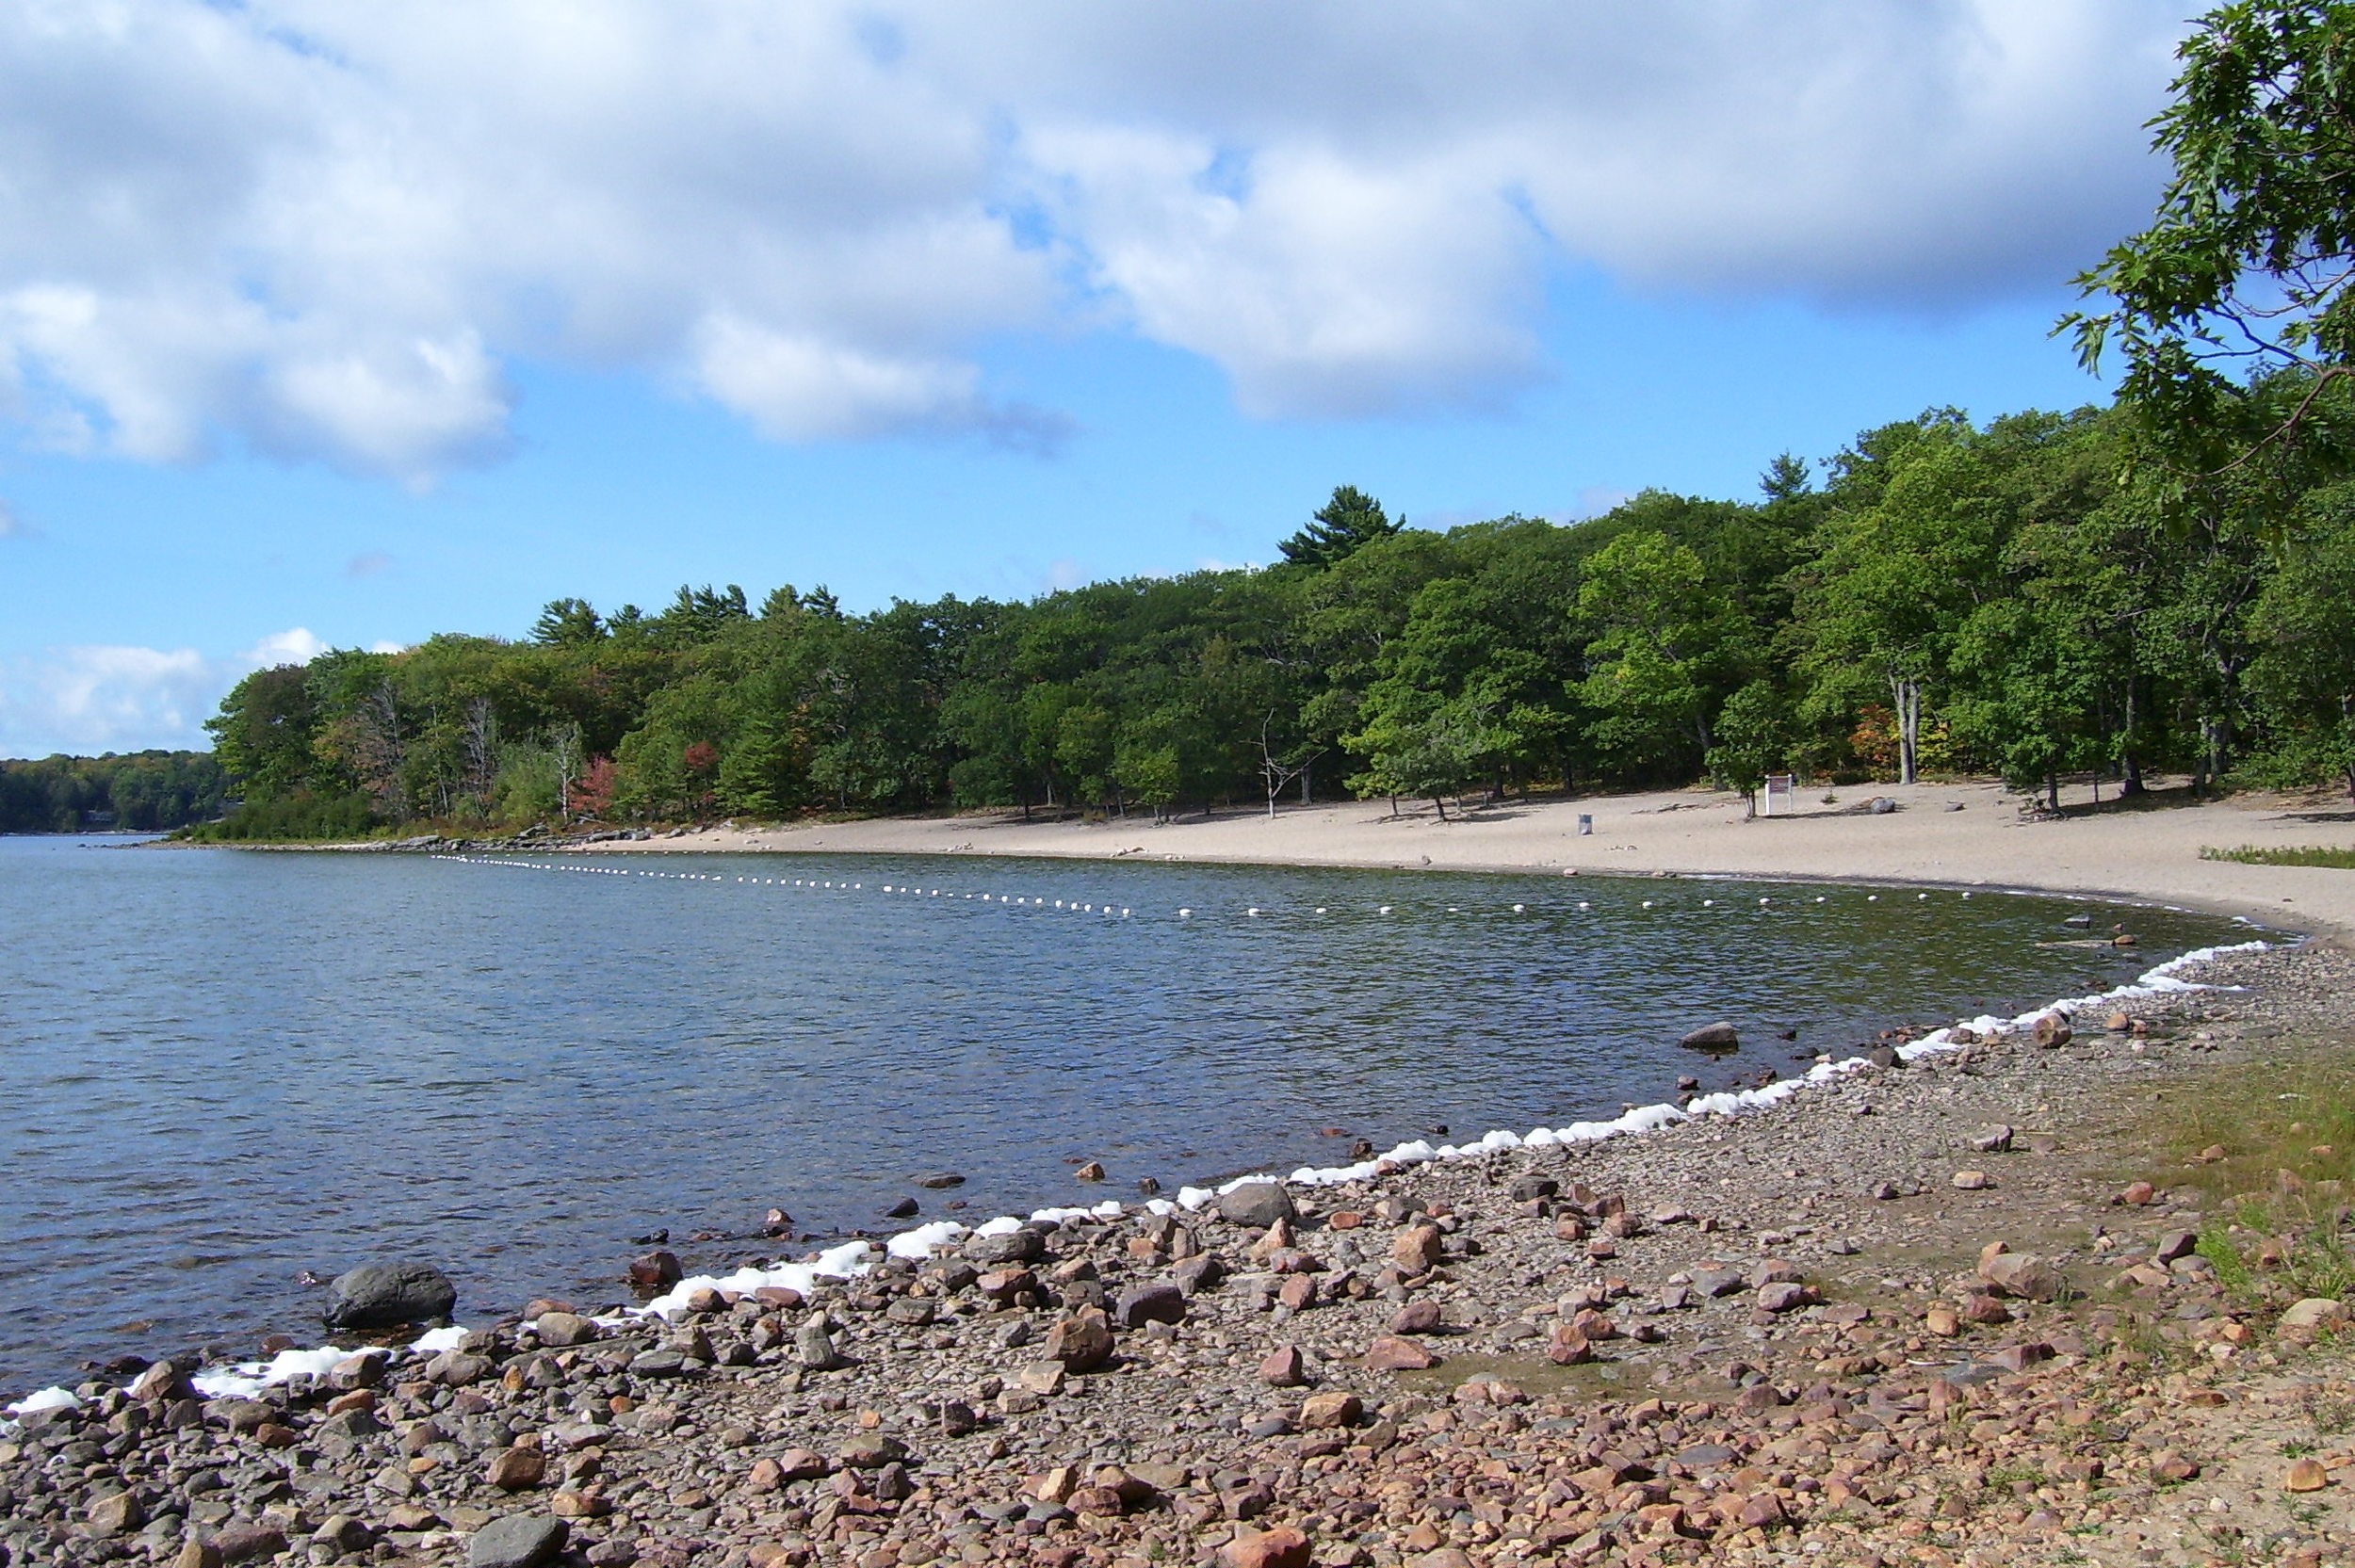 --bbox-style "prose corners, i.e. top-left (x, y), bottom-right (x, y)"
top-left (1679, 1021), bottom-right (1740, 1052)
top-left (1218, 1182), bottom-right (1296, 1229)
top-left (322, 1263), bottom-right (457, 1331)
